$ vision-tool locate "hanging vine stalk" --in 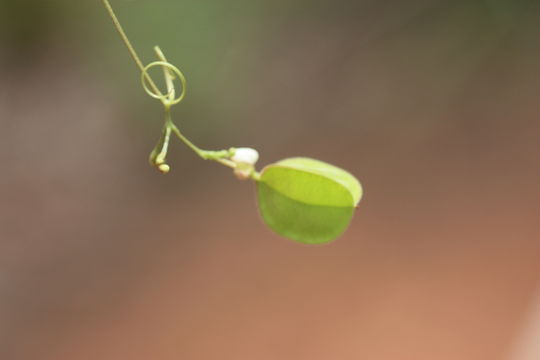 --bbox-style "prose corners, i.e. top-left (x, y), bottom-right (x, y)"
top-left (99, 0), bottom-right (363, 244)
top-left (100, 0), bottom-right (253, 176)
